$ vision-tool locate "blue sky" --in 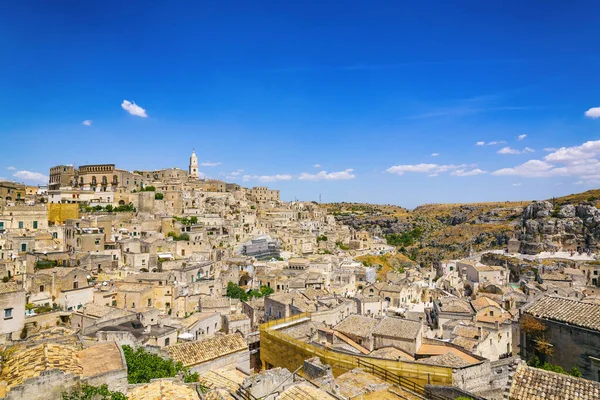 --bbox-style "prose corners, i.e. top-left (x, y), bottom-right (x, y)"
top-left (1, 1), bottom-right (599, 208)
